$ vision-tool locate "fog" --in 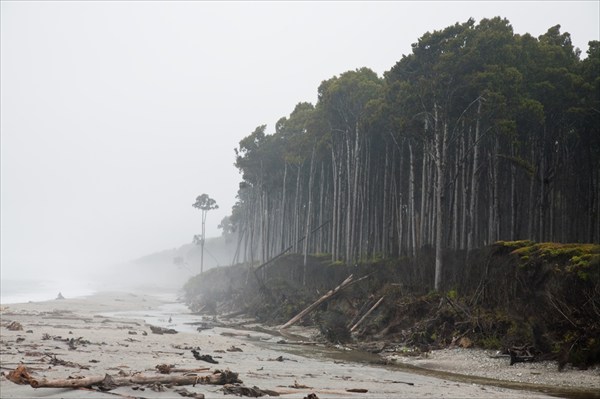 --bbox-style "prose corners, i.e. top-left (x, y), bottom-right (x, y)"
top-left (1, 2), bottom-right (598, 290)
